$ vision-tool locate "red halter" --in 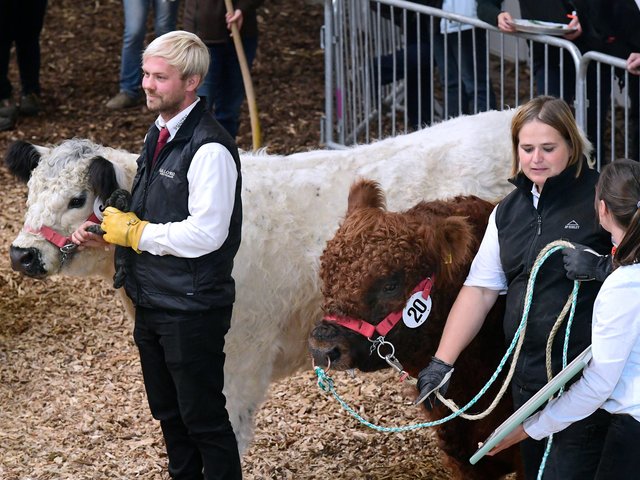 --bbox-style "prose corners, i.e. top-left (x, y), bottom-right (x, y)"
top-left (323, 276), bottom-right (435, 339)
top-left (24, 212), bottom-right (101, 249)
